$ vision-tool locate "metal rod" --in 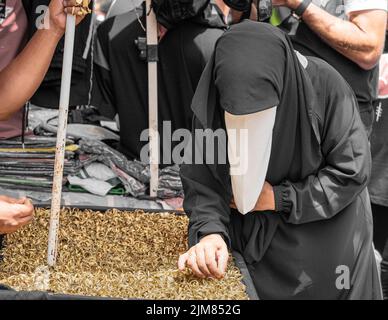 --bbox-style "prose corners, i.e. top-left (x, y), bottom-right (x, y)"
top-left (47, 14), bottom-right (76, 267)
top-left (146, 0), bottom-right (159, 197)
